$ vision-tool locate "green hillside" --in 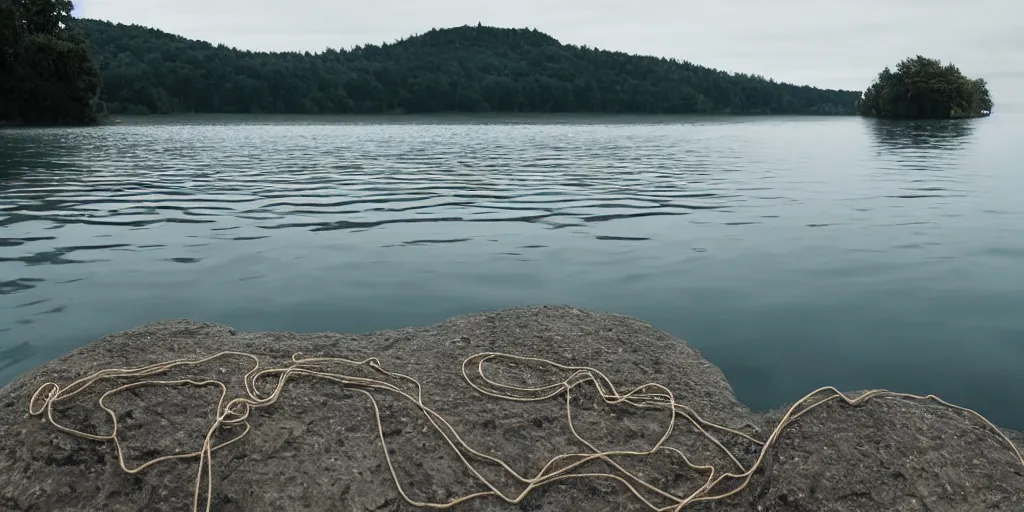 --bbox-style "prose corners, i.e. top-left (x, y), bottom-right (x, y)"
top-left (73, 19), bottom-right (862, 116)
